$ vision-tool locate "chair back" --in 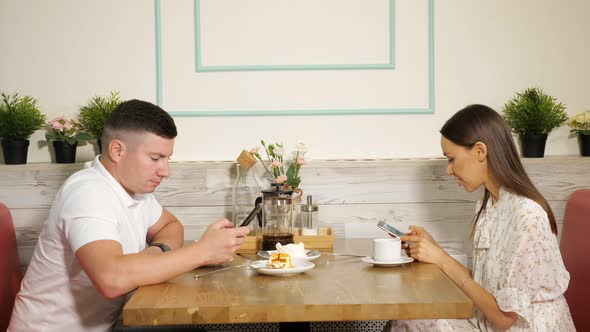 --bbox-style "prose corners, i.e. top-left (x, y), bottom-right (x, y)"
top-left (0, 203), bottom-right (22, 331)
top-left (560, 189), bottom-right (590, 331)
